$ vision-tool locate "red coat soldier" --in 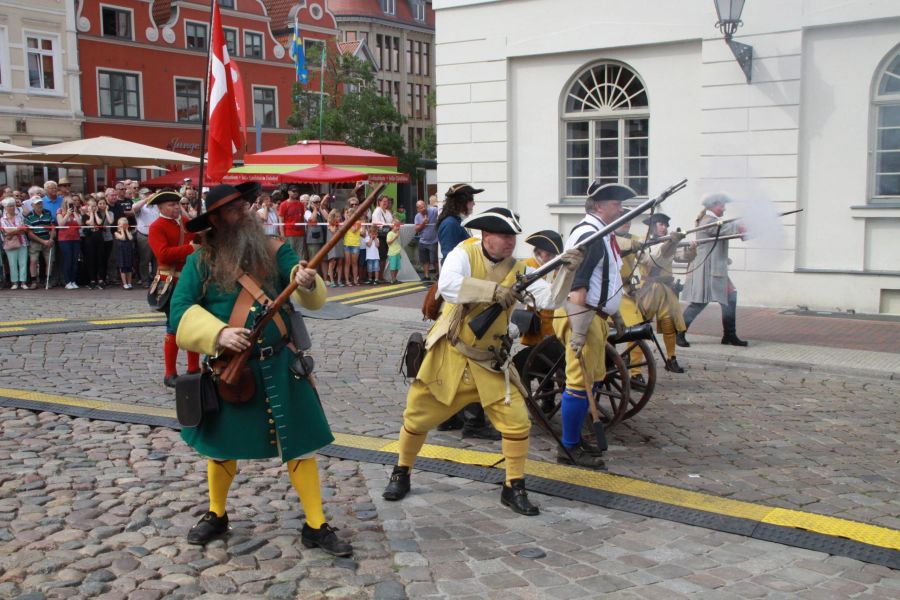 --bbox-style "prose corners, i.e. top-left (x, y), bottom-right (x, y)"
top-left (147, 190), bottom-right (200, 387)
